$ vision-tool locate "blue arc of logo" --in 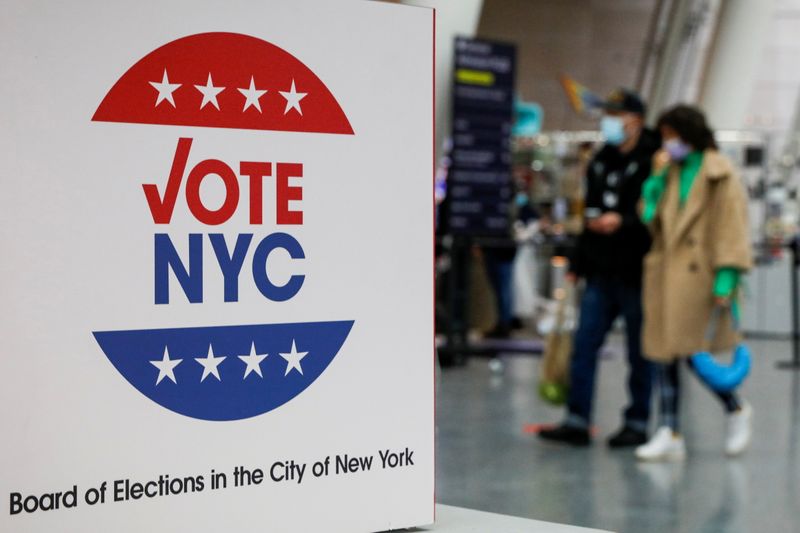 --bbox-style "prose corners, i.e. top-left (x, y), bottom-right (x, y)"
top-left (93, 321), bottom-right (354, 421)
